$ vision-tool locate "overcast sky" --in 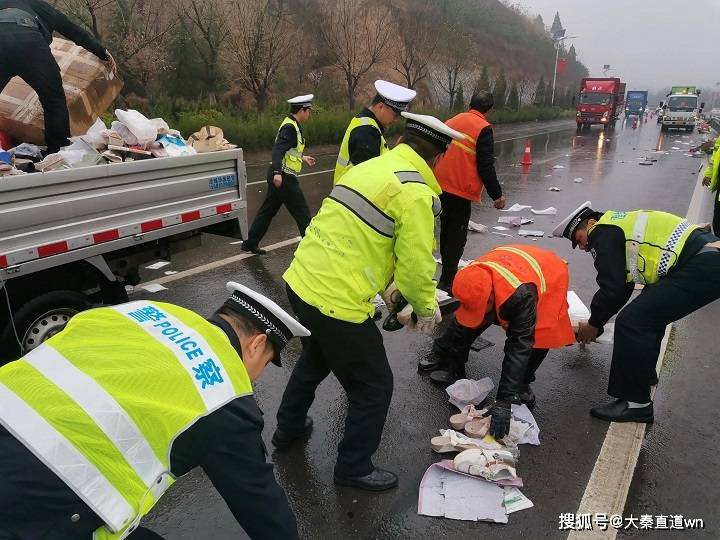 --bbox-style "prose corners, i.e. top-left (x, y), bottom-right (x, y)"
top-left (517, 0), bottom-right (720, 96)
